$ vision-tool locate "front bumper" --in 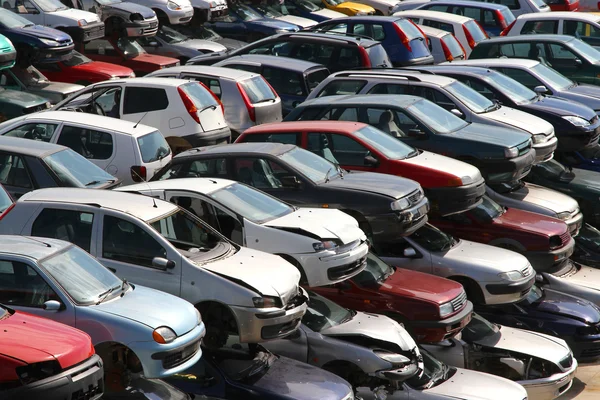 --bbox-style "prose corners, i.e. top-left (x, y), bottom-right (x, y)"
top-left (368, 199), bottom-right (430, 242)
top-left (81, 22), bottom-right (105, 42)
top-left (557, 124), bottom-right (600, 152)
top-left (167, 5), bottom-right (194, 24)
top-left (210, 4), bottom-right (228, 18)
top-left (0, 48), bottom-right (16, 69)
top-left (526, 237), bottom-right (575, 272)
top-left (410, 301), bottom-right (473, 343)
top-left (482, 149), bottom-right (536, 185)
top-left (563, 211), bottom-right (584, 237)
top-left (125, 18), bottom-right (159, 37)
top-left (3, 354), bottom-right (104, 400)
top-left (35, 43), bottom-right (75, 63)
top-left (426, 178), bottom-right (485, 216)
top-left (532, 135), bottom-right (558, 164)
top-left (567, 333), bottom-right (600, 360)
top-left (519, 358), bottom-right (577, 400)
top-left (484, 276), bottom-right (535, 305)
top-left (131, 322), bottom-right (205, 378)
top-left (181, 126), bottom-right (231, 148)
